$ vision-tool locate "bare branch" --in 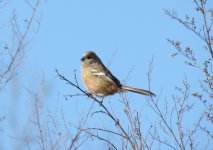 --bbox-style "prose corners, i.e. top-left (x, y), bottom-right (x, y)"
top-left (55, 69), bottom-right (136, 149)
top-left (165, 0), bottom-right (213, 59)
top-left (84, 130), bottom-right (118, 150)
top-left (0, 0), bottom-right (42, 91)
